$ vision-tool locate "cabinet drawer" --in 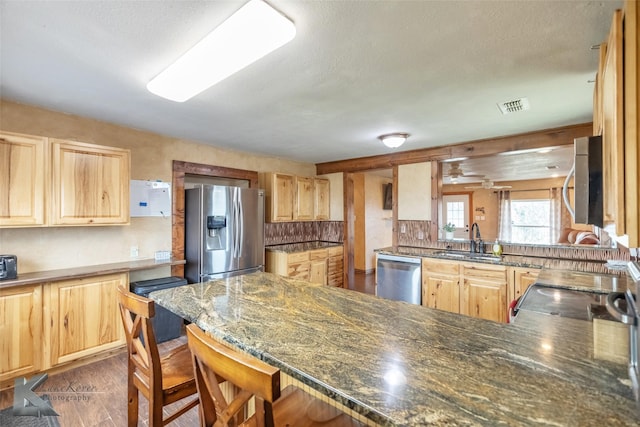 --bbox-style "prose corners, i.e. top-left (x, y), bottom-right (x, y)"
top-left (462, 263), bottom-right (507, 282)
top-left (422, 259), bottom-right (460, 275)
top-left (309, 248), bottom-right (329, 260)
top-left (287, 252), bottom-right (309, 264)
top-left (328, 246), bottom-right (343, 257)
